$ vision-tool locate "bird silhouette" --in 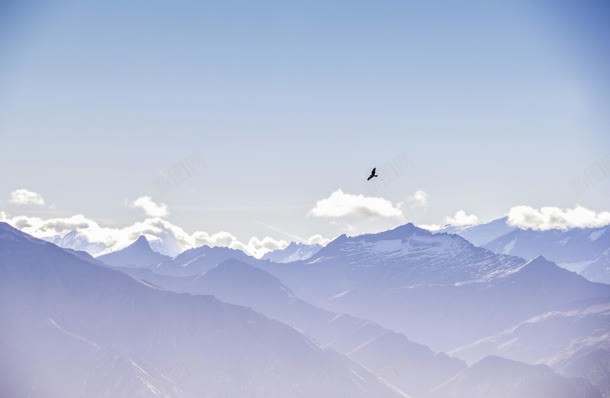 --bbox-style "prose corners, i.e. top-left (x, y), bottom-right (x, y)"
top-left (367, 167), bottom-right (378, 181)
